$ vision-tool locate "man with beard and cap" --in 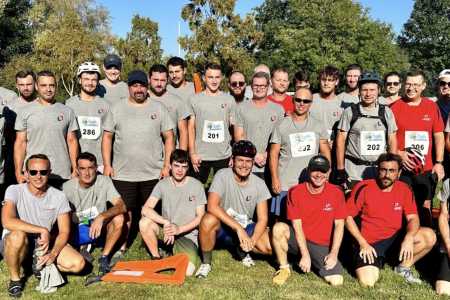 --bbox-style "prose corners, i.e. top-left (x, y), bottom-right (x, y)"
top-left (66, 62), bottom-right (110, 172)
top-left (268, 68), bottom-right (293, 115)
top-left (167, 56), bottom-right (196, 102)
top-left (148, 64), bottom-right (191, 150)
top-left (337, 64), bottom-right (362, 104)
top-left (228, 71), bottom-right (249, 103)
top-left (345, 153), bottom-right (436, 286)
top-left (96, 54), bottom-right (128, 105)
